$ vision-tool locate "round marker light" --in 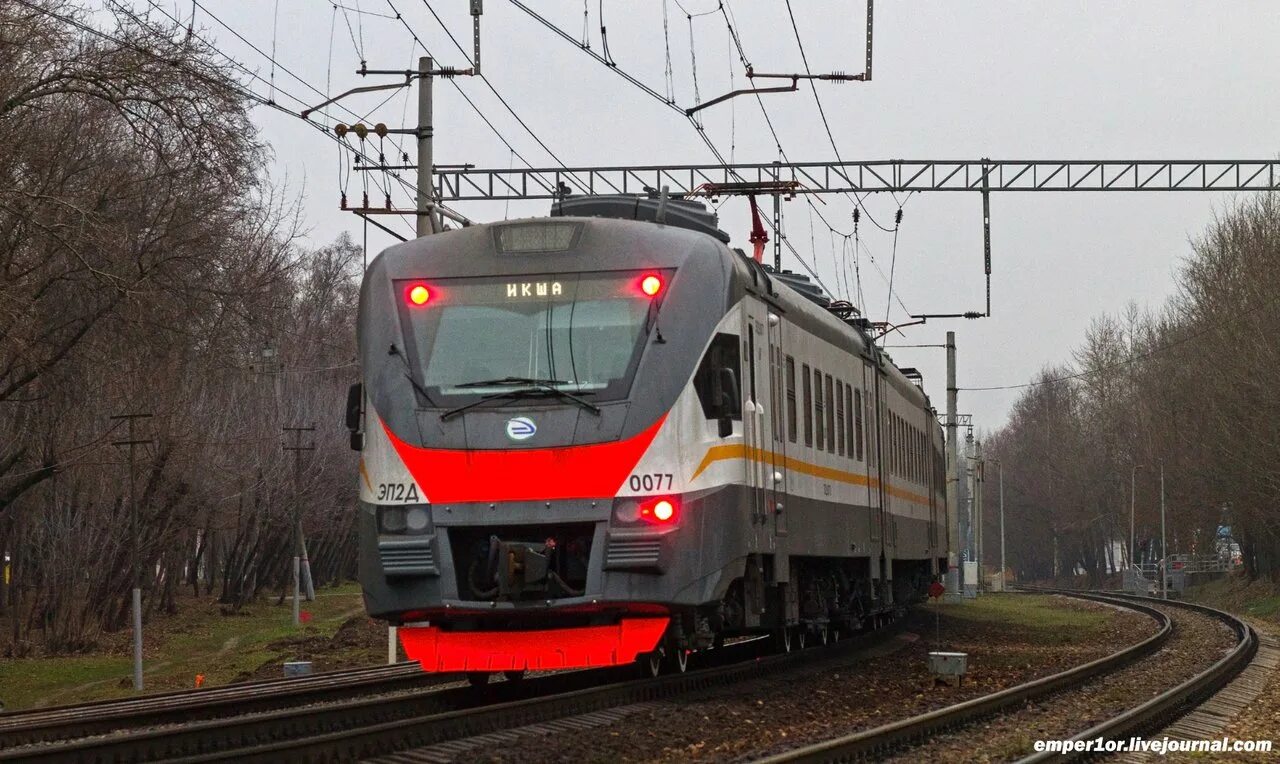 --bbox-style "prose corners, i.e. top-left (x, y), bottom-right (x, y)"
top-left (640, 274), bottom-right (663, 297)
top-left (407, 284), bottom-right (431, 306)
top-left (405, 506), bottom-right (430, 532)
top-left (379, 507), bottom-right (407, 533)
top-left (652, 499), bottom-right (675, 522)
